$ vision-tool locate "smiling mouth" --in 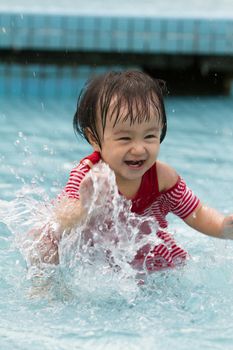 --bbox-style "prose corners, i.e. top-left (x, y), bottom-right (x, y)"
top-left (125, 160), bottom-right (145, 167)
